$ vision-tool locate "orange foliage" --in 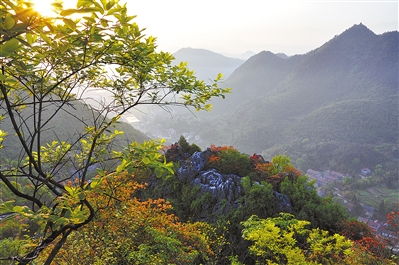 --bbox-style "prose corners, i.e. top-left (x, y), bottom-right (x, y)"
top-left (255, 162), bottom-right (272, 175)
top-left (209, 144), bottom-right (236, 152)
top-left (208, 154), bottom-right (220, 163)
top-left (252, 161), bottom-right (302, 188)
top-left (39, 173), bottom-right (214, 264)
